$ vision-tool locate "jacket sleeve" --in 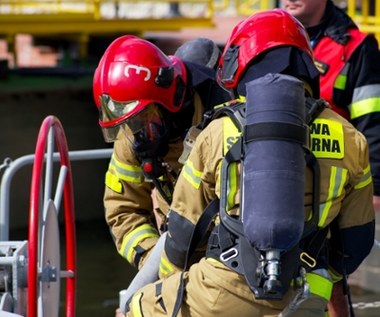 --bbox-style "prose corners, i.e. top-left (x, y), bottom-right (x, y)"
top-left (328, 129), bottom-right (375, 275)
top-left (104, 136), bottom-right (159, 269)
top-left (160, 123), bottom-right (219, 277)
top-left (346, 36), bottom-right (380, 195)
